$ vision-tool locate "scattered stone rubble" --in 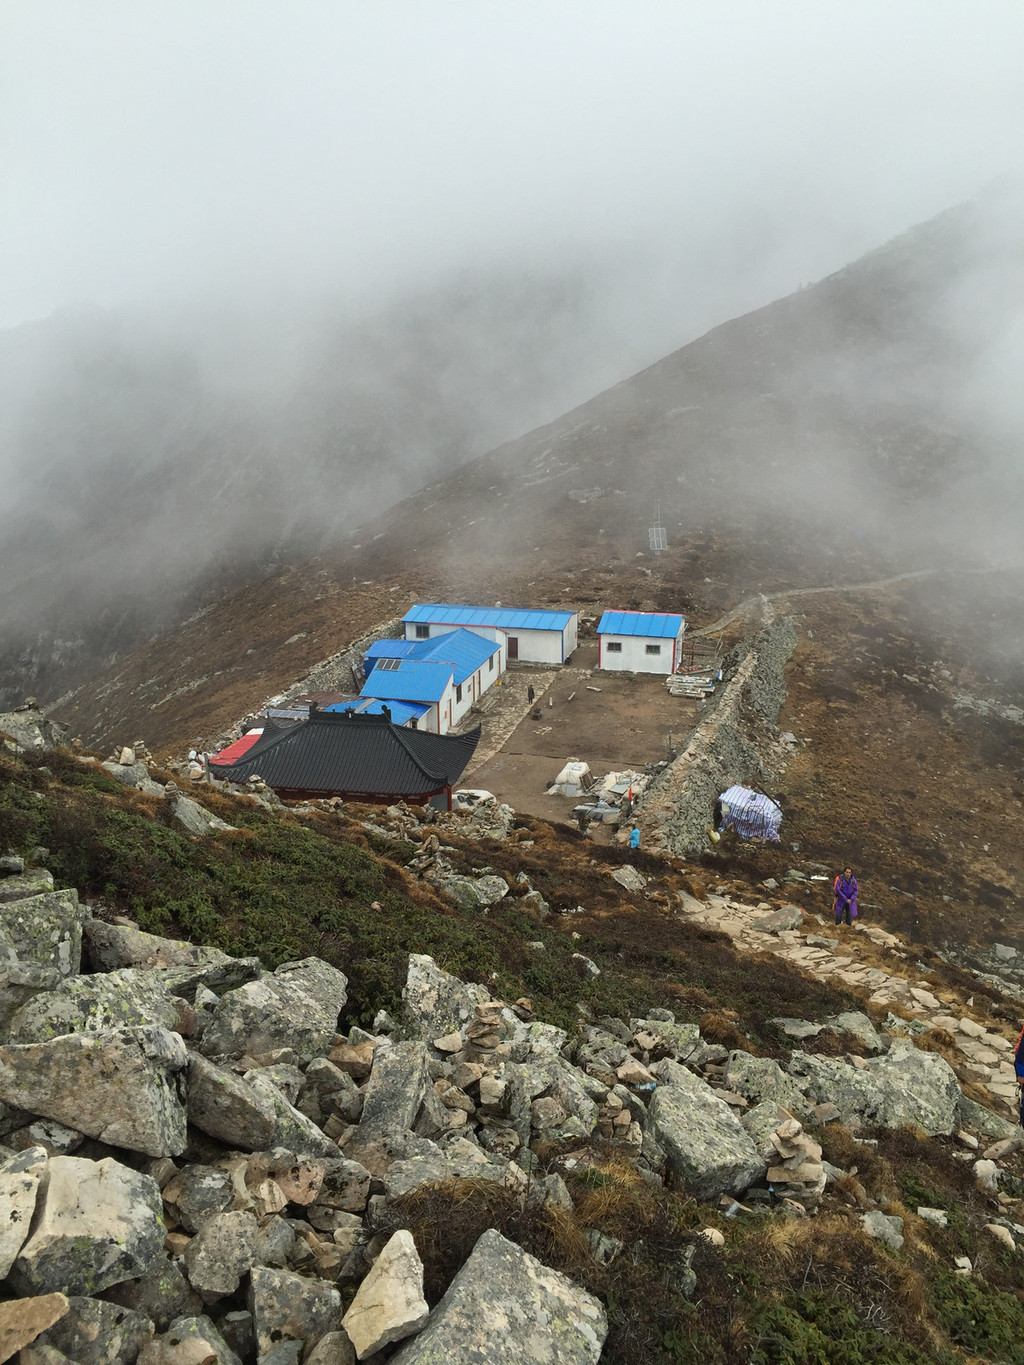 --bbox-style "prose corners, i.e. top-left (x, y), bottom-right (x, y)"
top-left (2, 842), bottom-right (1024, 1361)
